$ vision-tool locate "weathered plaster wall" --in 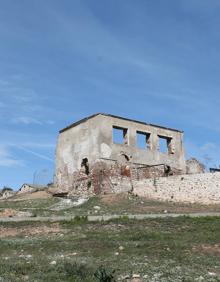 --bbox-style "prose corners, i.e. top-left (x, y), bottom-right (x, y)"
top-left (55, 114), bottom-right (186, 192)
top-left (133, 172), bottom-right (220, 204)
top-left (55, 115), bottom-right (101, 190)
top-left (97, 115), bottom-right (185, 171)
